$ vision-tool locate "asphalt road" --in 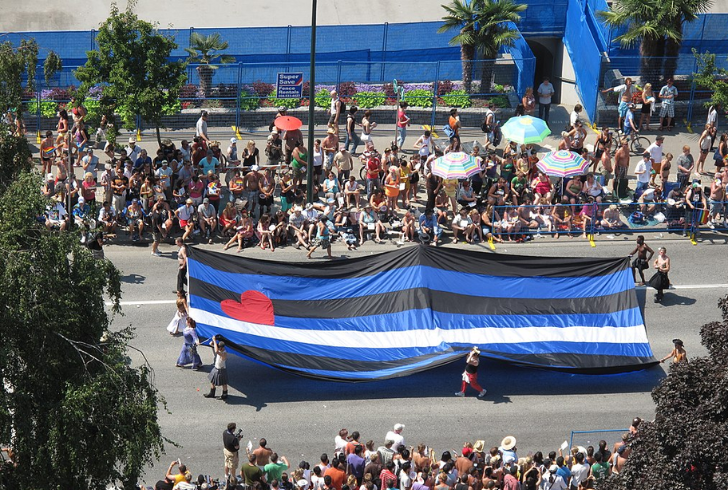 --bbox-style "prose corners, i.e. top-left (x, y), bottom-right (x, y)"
top-left (107, 234), bottom-right (727, 485)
